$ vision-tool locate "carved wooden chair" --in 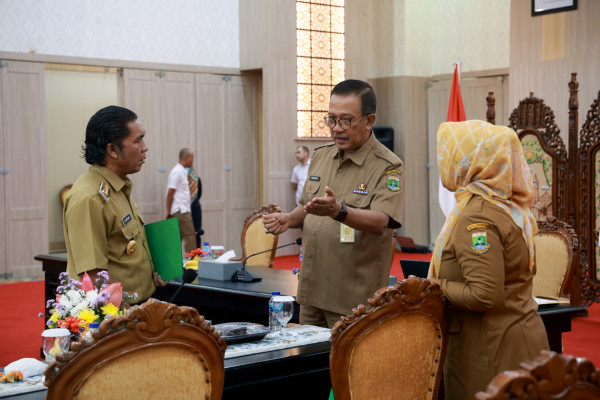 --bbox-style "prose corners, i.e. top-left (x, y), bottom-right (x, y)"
top-left (476, 350), bottom-right (600, 399)
top-left (329, 276), bottom-right (447, 400)
top-left (486, 91), bottom-right (568, 222)
top-left (59, 184), bottom-right (73, 208)
top-left (532, 216), bottom-right (579, 301)
top-left (577, 89), bottom-right (600, 306)
top-left (231, 204), bottom-right (279, 267)
top-left (45, 298), bottom-right (227, 399)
